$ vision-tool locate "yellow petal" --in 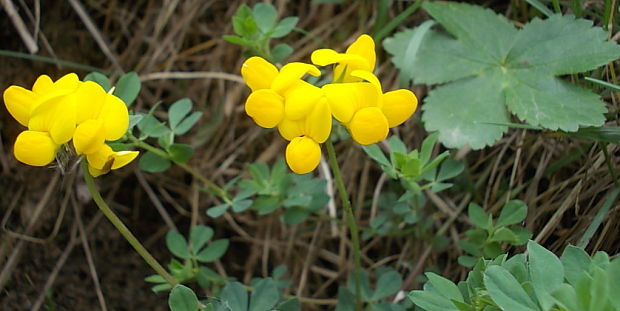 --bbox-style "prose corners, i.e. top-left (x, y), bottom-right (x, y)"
top-left (241, 57), bottom-right (279, 92)
top-left (32, 75), bottom-right (54, 94)
top-left (110, 150), bottom-right (139, 169)
top-left (99, 93), bottom-right (129, 140)
top-left (283, 82), bottom-right (323, 121)
top-left (53, 73), bottom-right (81, 90)
top-left (349, 107), bottom-right (389, 145)
top-left (86, 143), bottom-right (114, 170)
top-left (278, 118), bottom-right (304, 141)
top-left (346, 34), bottom-right (376, 72)
top-left (73, 119), bottom-right (105, 155)
top-left (245, 89), bottom-right (284, 128)
top-left (322, 82), bottom-right (379, 123)
top-left (87, 148), bottom-right (138, 177)
top-left (311, 49), bottom-right (369, 68)
top-left (272, 62), bottom-right (320, 93)
top-left (28, 95), bottom-right (77, 145)
top-left (3, 85), bottom-right (36, 126)
top-left (13, 130), bottom-right (58, 166)
top-left (382, 89), bottom-right (418, 127)
top-left (74, 81), bottom-right (106, 123)
top-left (350, 70), bottom-right (382, 93)
top-left (305, 98), bottom-right (332, 143)
top-left (285, 136), bottom-right (321, 174)
top-left (88, 164), bottom-right (105, 177)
